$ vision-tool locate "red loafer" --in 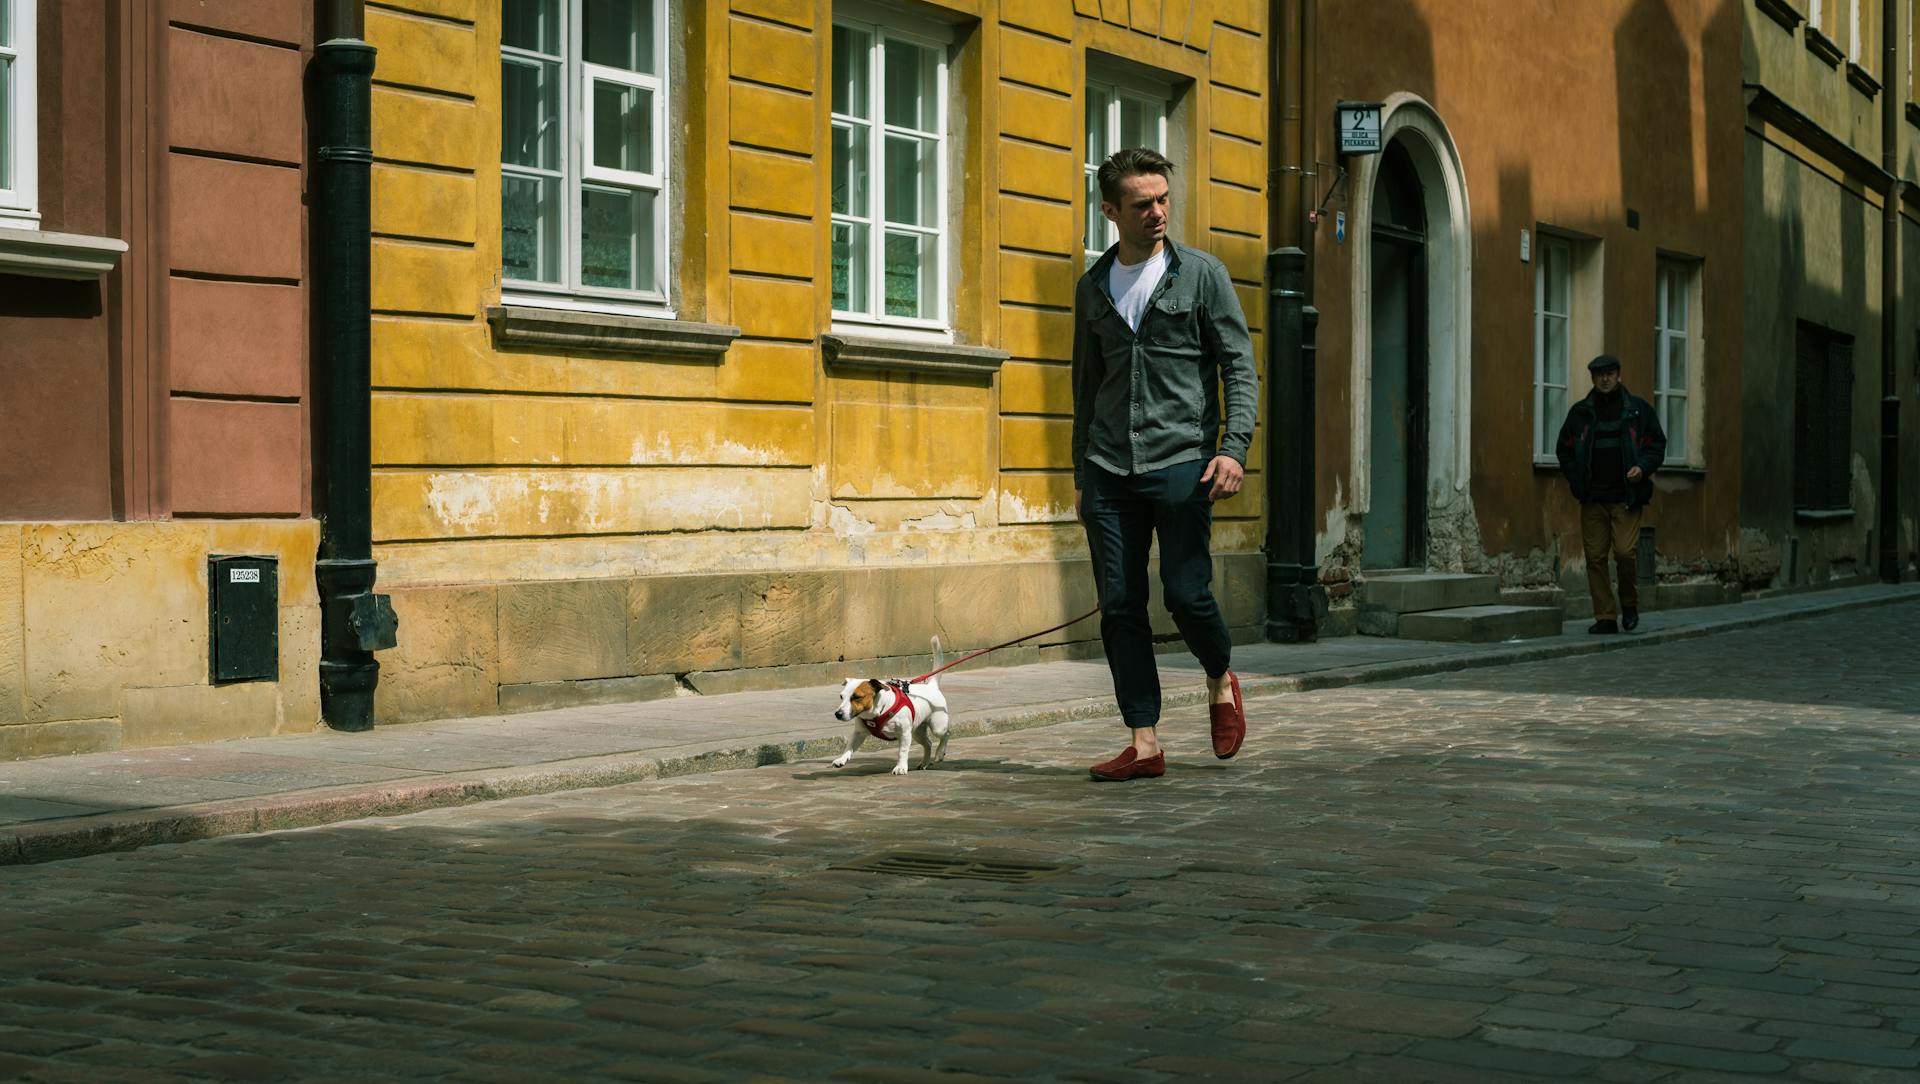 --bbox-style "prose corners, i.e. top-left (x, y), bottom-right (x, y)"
top-left (1209, 671), bottom-right (1245, 760)
top-left (1089, 746), bottom-right (1166, 781)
